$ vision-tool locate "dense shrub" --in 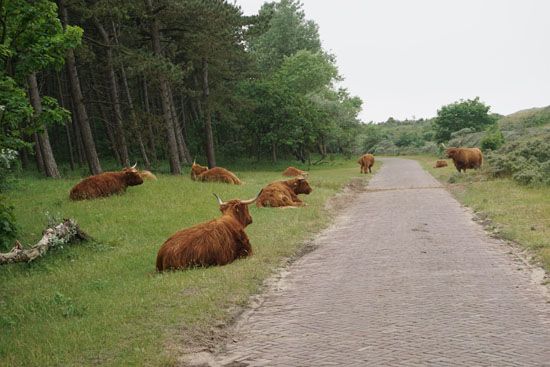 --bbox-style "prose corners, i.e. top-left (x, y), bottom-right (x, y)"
top-left (0, 197), bottom-right (18, 251)
top-left (480, 125), bottom-right (505, 151)
top-left (486, 136), bottom-right (550, 185)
